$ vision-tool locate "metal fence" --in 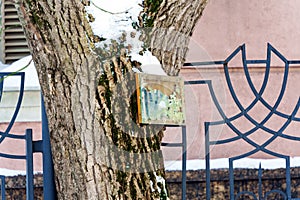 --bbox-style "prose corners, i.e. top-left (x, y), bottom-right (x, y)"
top-left (1, 43), bottom-right (300, 200)
top-left (0, 72), bottom-right (56, 200)
top-left (183, 43), bottom-right (300, 200)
